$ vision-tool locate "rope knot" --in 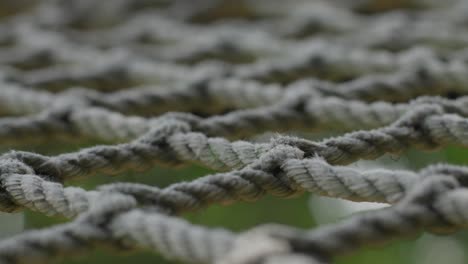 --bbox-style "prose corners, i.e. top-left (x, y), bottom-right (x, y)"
top-left (136, 119), bottom-right (192, 166)
top-left (393, 104), bottom-right (445, 149)
top-left (420, 164), bottom-right (468, 187)
top-left (0, 157), bottom-right (35, 212)
top-left (271, 136), bottom-right (323, 157)
top-left (219, 224), bottom-right (300, 264)
top-left (0, 157), bottom-right (34, 176)
top-left (153, 112), bottom-right (203, 130)
top-left (248, 145), bottom-right (304, 197)
top-left (139, 119), bottom-right (191, 146)
top-left (1, 151), bottom-right (61, 179)
top-left (80, 192), bottom-right (137, 222)
top-left (53, 87), bottom-right (101, 109)
top-left (75, 192), bottom-right (138, 250)
top-left (282, 83), bottom-right (322, 112)
top-left (98, 183), bottom-right (171, 214)
top-left (253, 144), bottom-right (304, 172)
top-left (397, 176), bottom-right (460, 234)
